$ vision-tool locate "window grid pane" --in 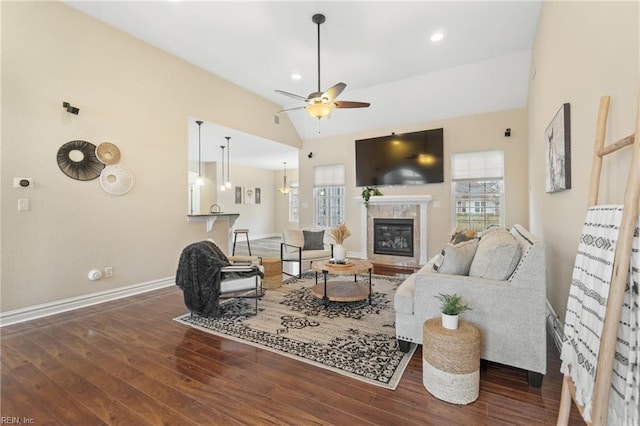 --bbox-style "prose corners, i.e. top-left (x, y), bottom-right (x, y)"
top-left (288, 187), bottom-right (299, 222)
top-left (453, 180), bottom-right (503, 231)
top-left (314, 186), bottom-right (344, 229)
